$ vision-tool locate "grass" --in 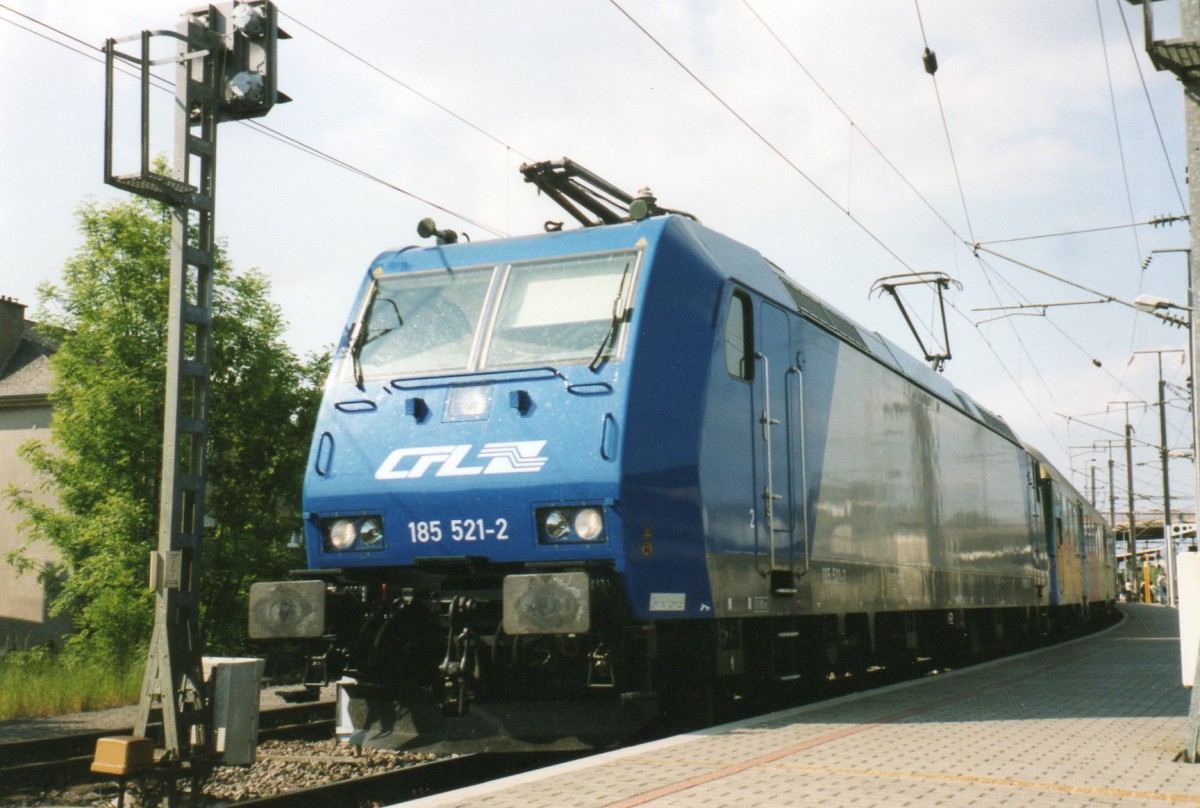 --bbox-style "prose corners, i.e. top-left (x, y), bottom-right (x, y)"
top-left (0, 648), bottom-right (142, 721)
